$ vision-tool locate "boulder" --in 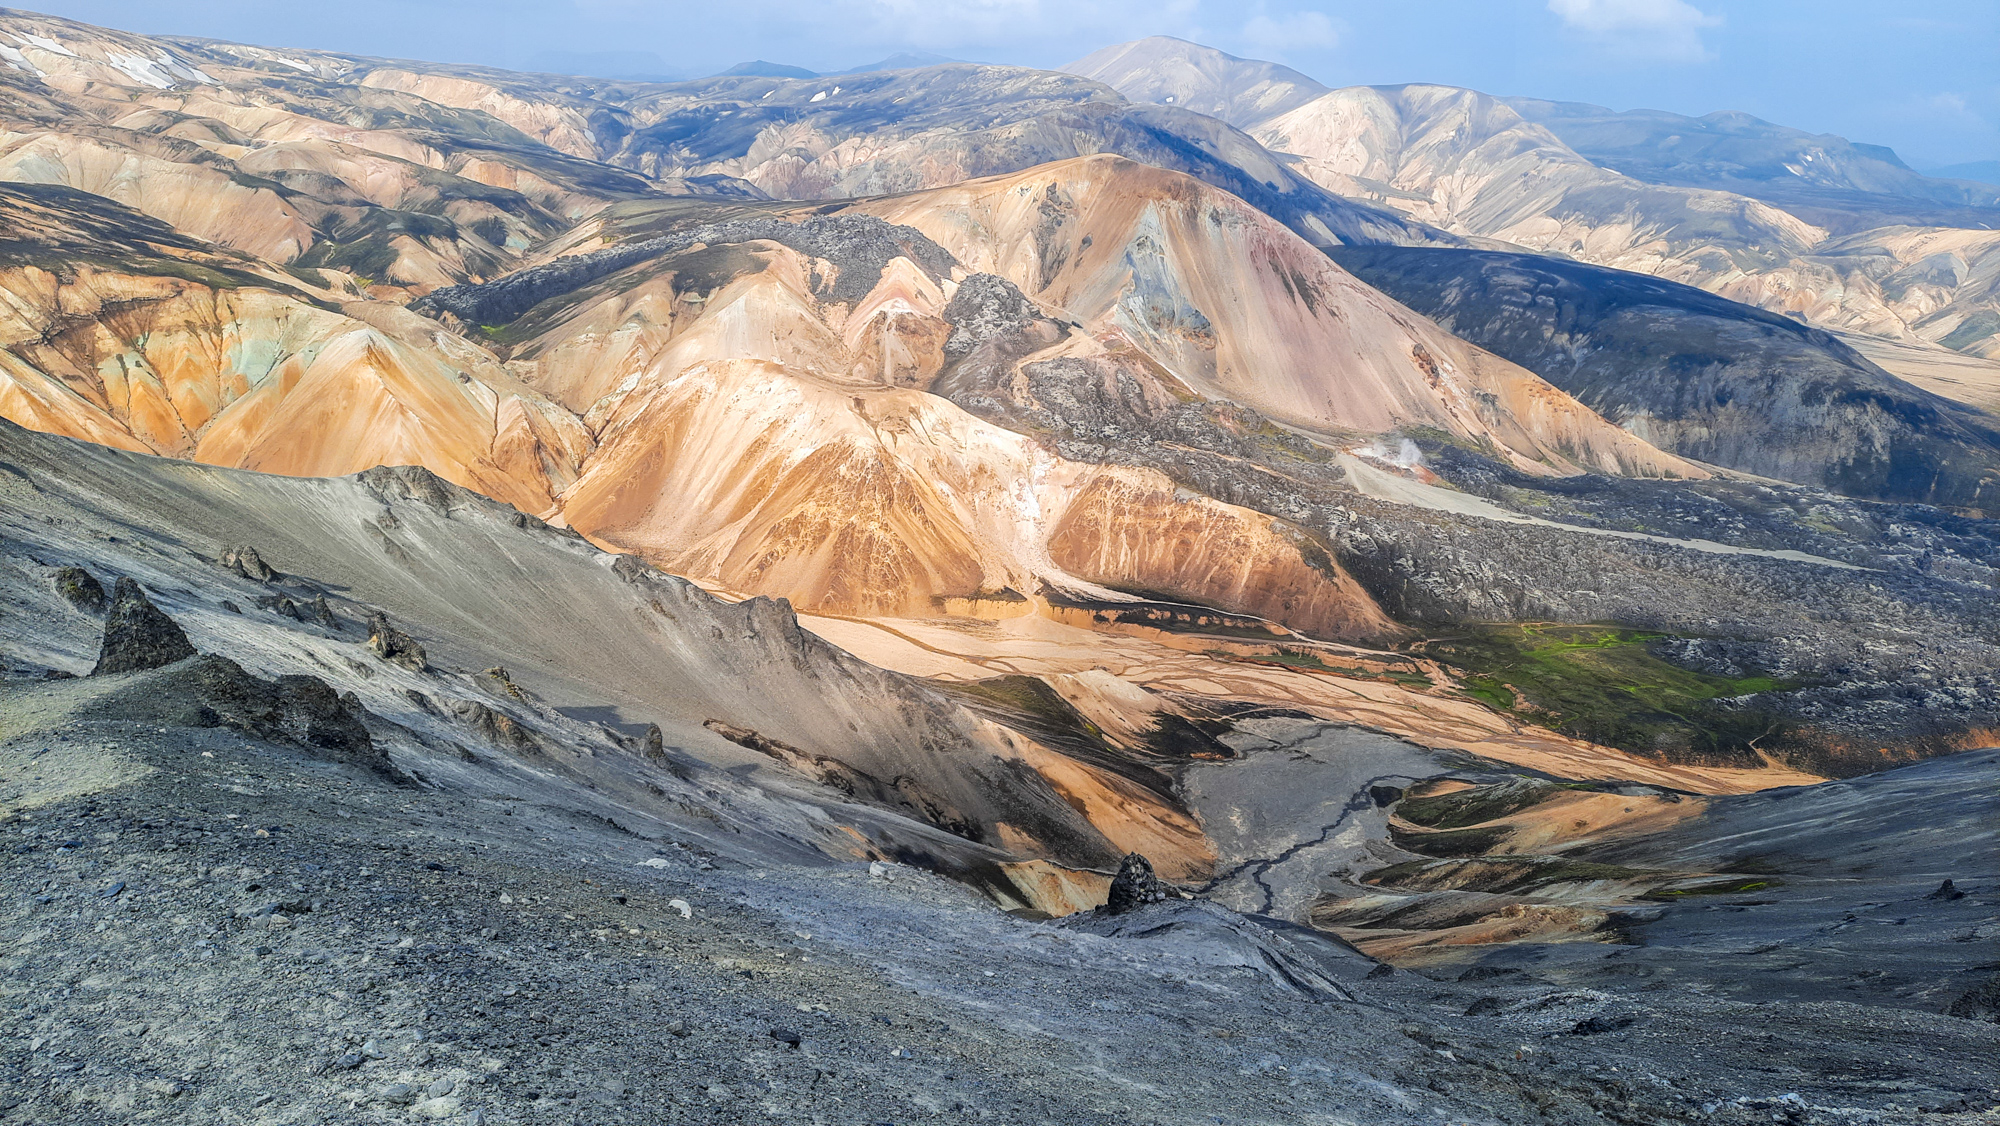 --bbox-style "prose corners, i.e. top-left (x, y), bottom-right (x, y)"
top-left (79, 653), bottom-right (401, 780)
top-left (308, 594), bottom-right (340, 630)
top-left (449, 698), bottom-right (544, 756)
top-left (221, 545), bottom-right (276, 581)
top-left (92, 578), bottom-right (197, 675)
top-left (1105, 852), bottom-right (1171, 914)
top-left (367, 613), bottom-right (428, 672)
top-left (52, 566), bottom-right (106, 613)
